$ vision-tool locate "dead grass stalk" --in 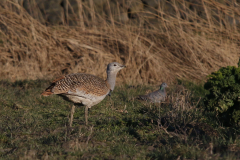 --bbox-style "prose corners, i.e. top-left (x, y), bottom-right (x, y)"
top-left (0, 0), bottom-right (239, 84)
